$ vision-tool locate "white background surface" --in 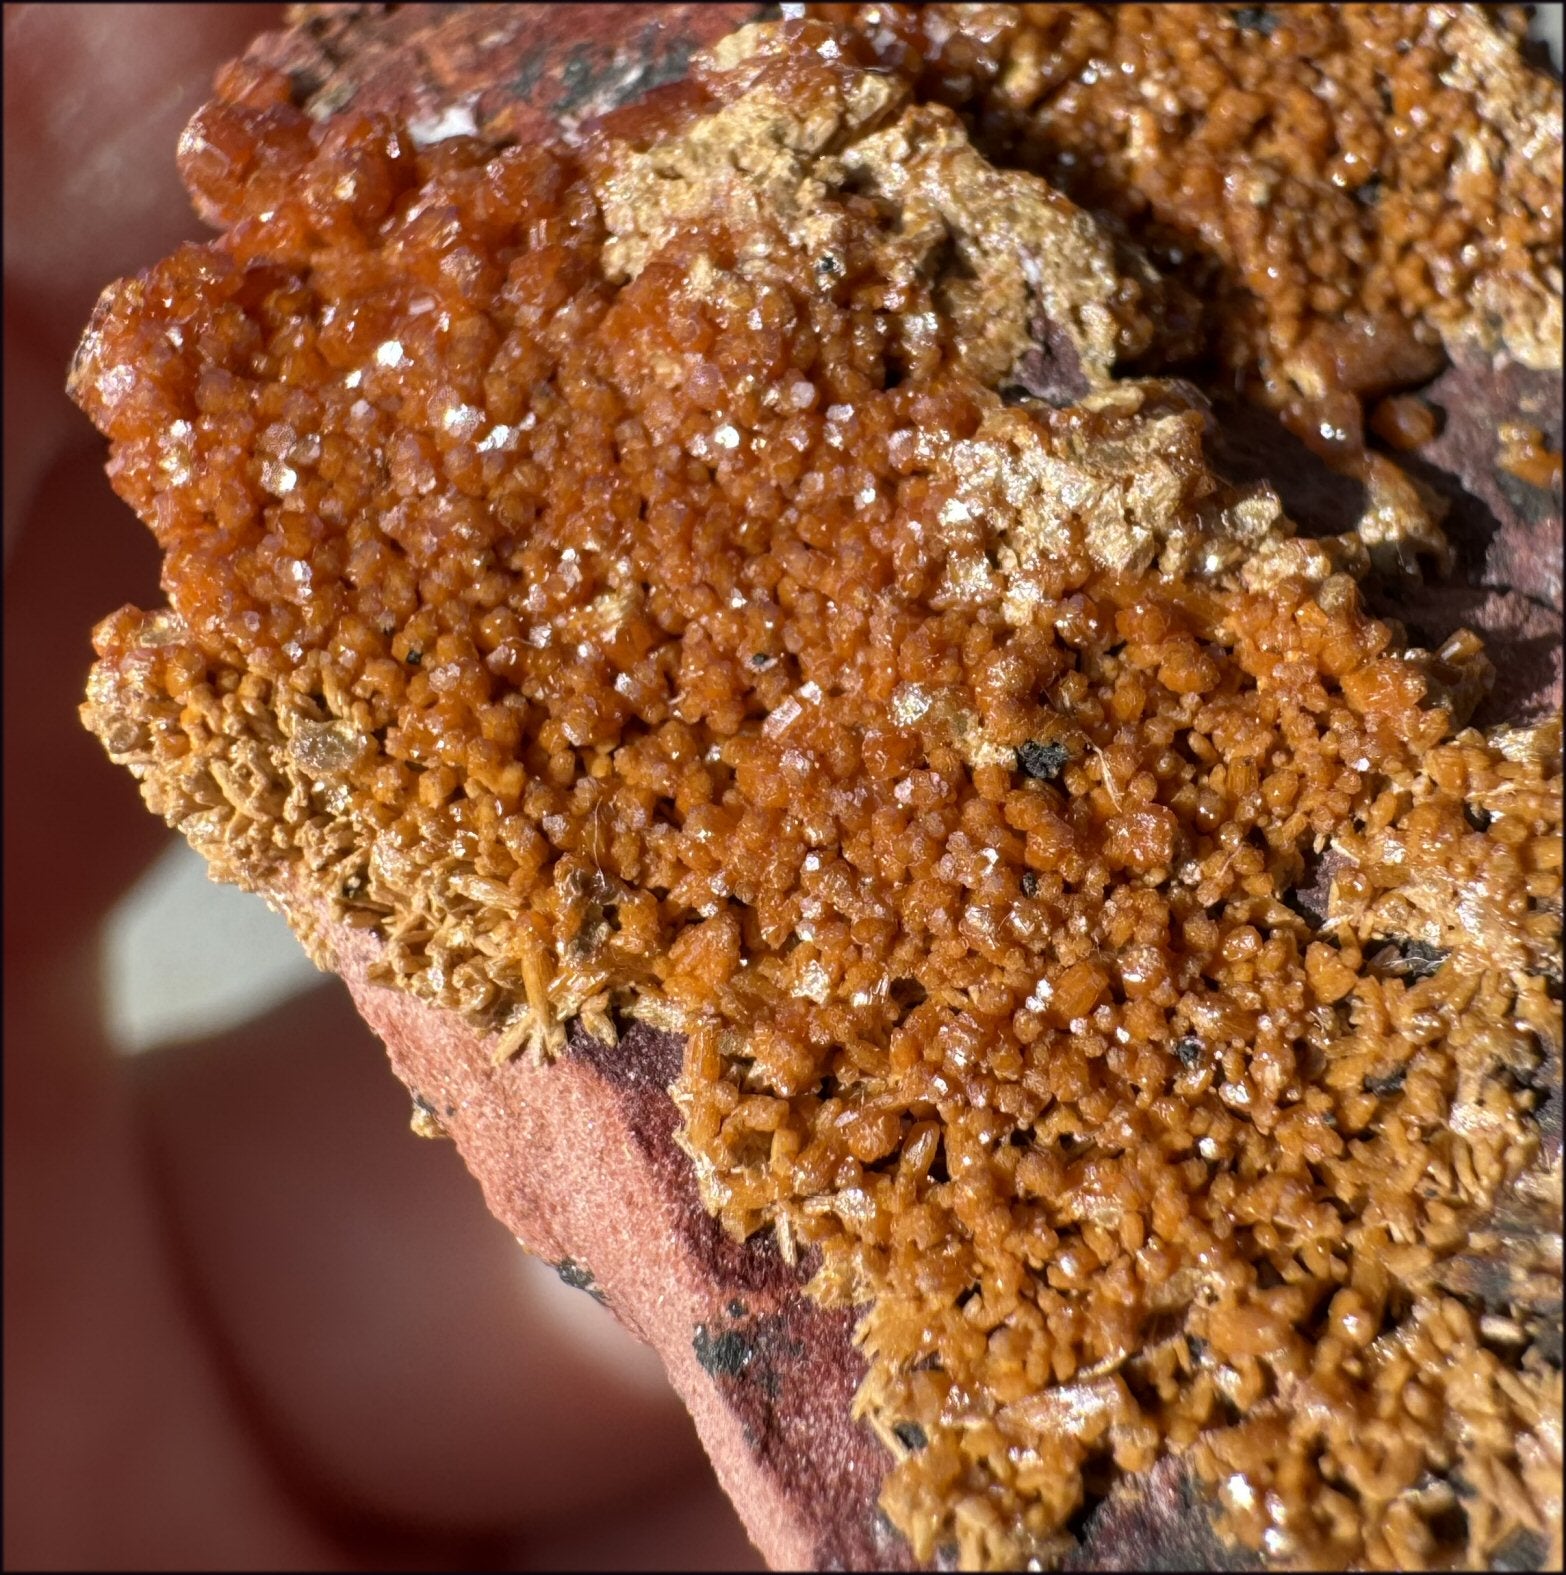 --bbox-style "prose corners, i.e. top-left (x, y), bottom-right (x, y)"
top-left (1541, 4), bottom-right (1563, 64)
top-left (103, 838), bottom-right (326, 1052)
